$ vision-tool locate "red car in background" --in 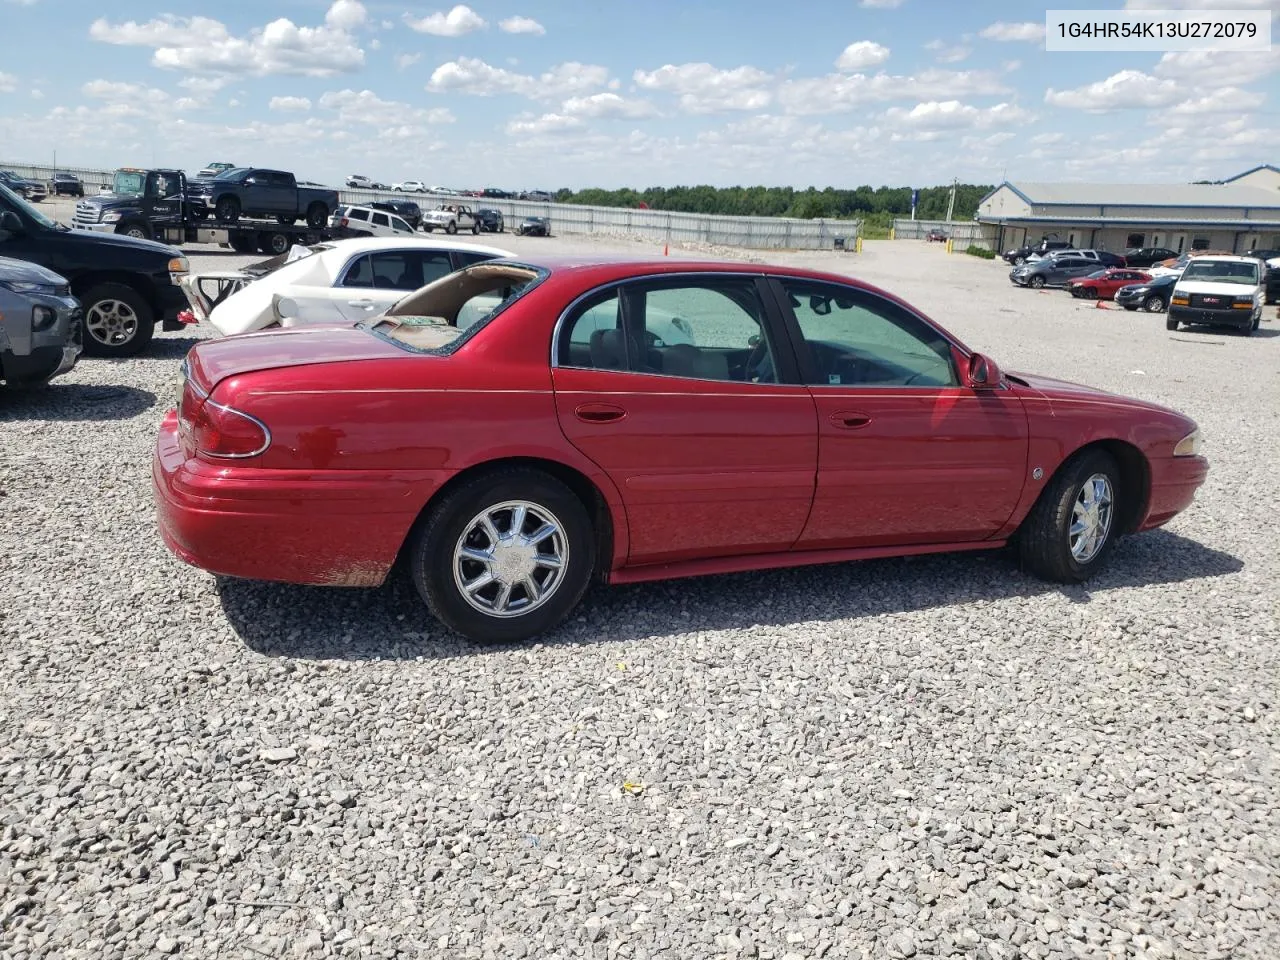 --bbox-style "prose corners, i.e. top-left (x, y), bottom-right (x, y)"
top-left (153, 257), bottom-right (1208, 643)
top-left (1068, 267), bottom-right (1153, 300)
